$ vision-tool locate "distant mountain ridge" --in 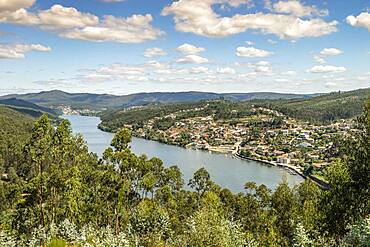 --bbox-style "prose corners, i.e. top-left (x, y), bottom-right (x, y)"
top-left (0, 90), bottom-right (316, 110)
